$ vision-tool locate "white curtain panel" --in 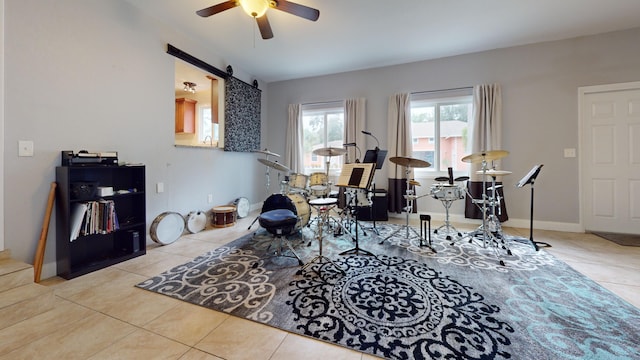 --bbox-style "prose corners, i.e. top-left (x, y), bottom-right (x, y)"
top-left (344, 98), bottom-right (367, 163)
top-left (285, 103), bottom-right (304, 173)
top-left (387, 93), bottom-right (413, 179)
top-left (470, 84), bottom-right (503, 181)
top-left (387, 93), bottom-right (413, 213)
